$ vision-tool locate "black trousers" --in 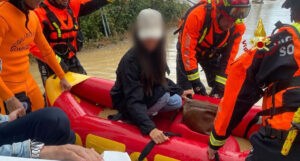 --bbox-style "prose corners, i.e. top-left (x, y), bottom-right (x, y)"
top-left (246, 132), bottom-right (300, 161)
top-left (176, 43), bottom-right (220, 90)
top-left (0, 108), bottom-right (75, 146)
top-left (38, 55), bottom-right (87, 87)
